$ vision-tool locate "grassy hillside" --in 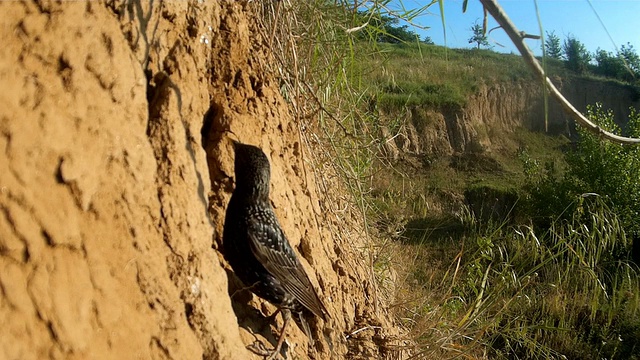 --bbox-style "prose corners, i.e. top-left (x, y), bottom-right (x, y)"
top-left (279, 3), bottom-right (640, 356)
top-left (357, 44), bottom-right (640, 359)
top-left (353, 42), bottom-right (567, 111)
top-left (356, 42), bottom-right (570, 220)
